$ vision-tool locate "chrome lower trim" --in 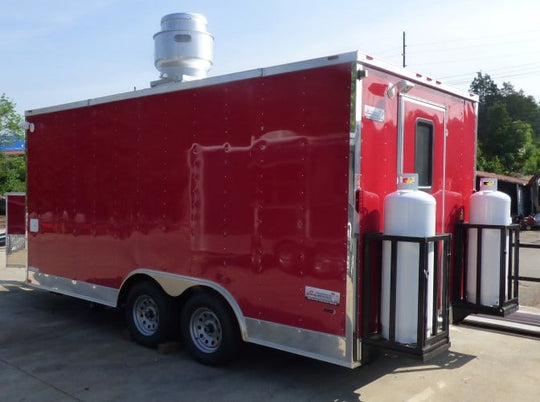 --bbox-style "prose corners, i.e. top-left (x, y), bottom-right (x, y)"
top-left (27, 267), bottom-right (118, 307)
top-left (25, 268), bottom-right (360, 367)
top-left (245, 318), bottom-right (360, 368)
top-left (25, 268), bottom-right (248, 339)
